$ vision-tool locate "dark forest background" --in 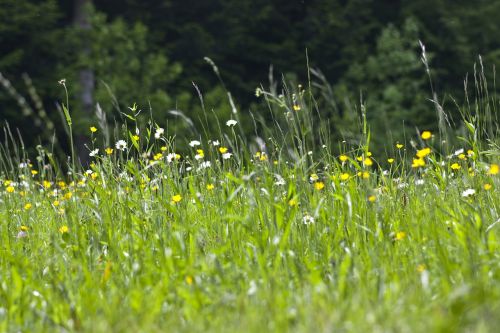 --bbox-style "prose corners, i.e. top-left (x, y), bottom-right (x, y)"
top-left (1, 0), bottom-right (499, 160)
